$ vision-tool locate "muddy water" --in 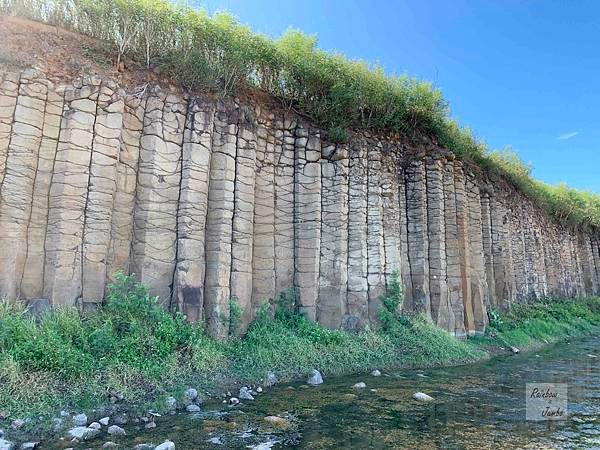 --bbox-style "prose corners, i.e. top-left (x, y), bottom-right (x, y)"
top-left (46, 335), bottom-right (599, 449)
